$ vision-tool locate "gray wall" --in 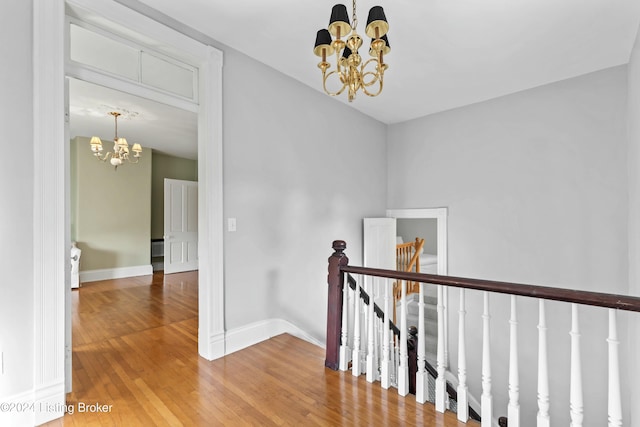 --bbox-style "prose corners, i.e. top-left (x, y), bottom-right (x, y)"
top-left (627, 21), bottom-right (640, 427)
top-left (0, 0), bottom-right (34, 399)
top-left (222, 48), bottom-right (387, 341)
top-left (388, 66), bottom-right (628, 425)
